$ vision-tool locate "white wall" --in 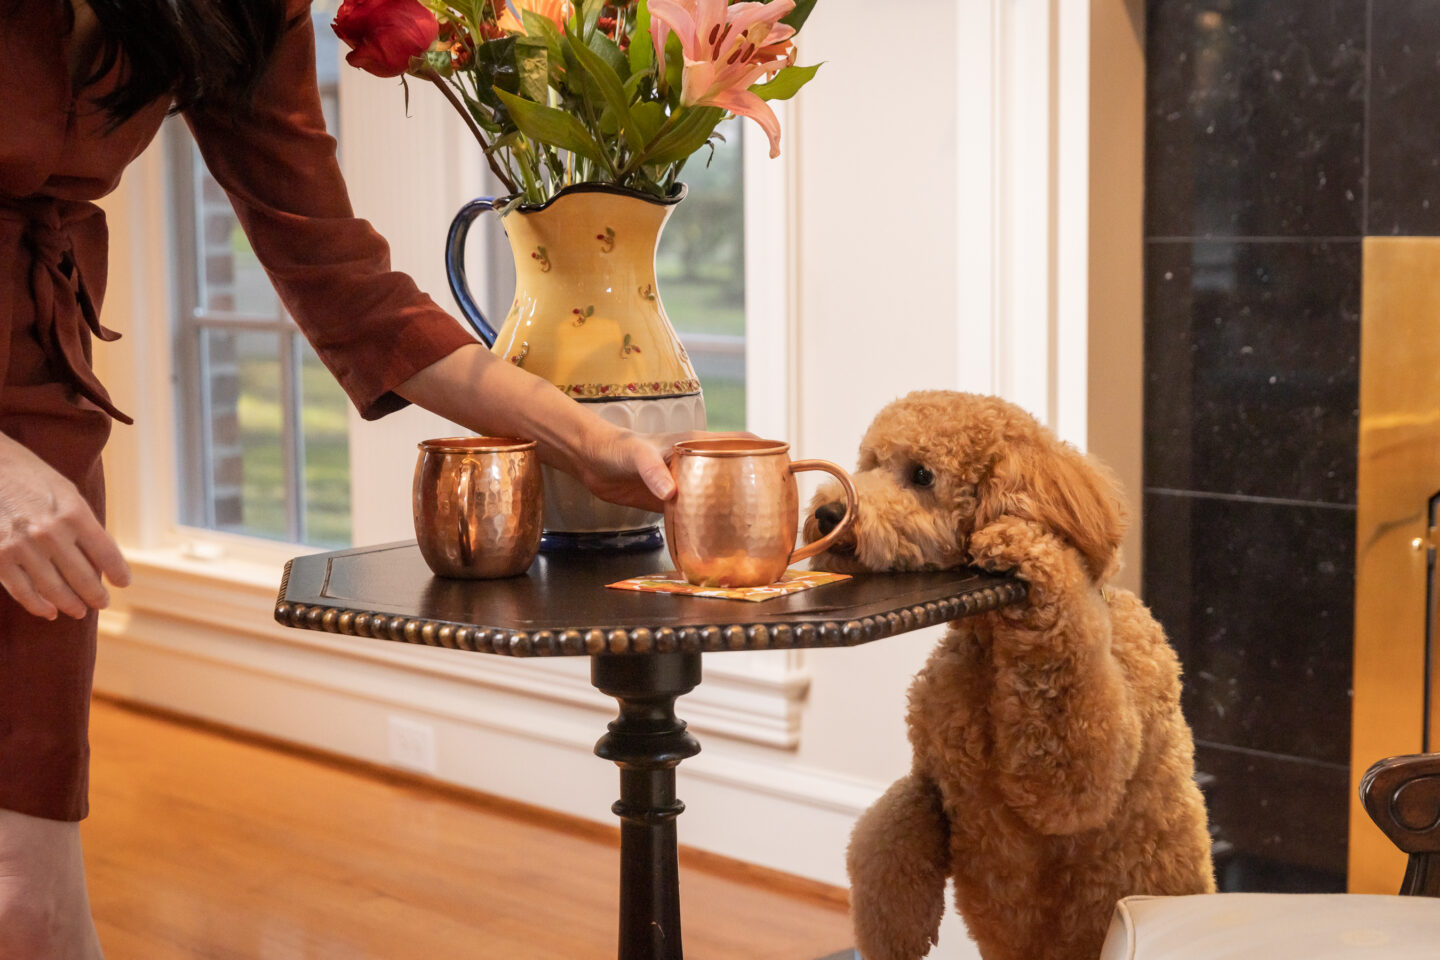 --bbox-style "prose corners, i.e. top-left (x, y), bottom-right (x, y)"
top-left (92, 3), bottom-right (1141, 957)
